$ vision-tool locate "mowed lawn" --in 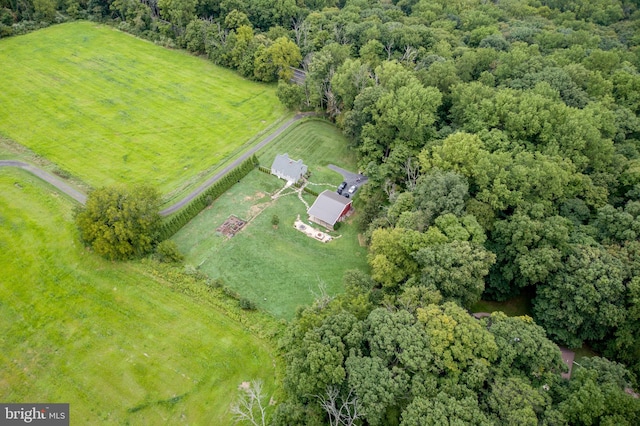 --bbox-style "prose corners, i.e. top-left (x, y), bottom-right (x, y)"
top-left (0, 21), bottom-right (286, 196)
top-left (257, 118), bottom-right (359, 185)
top-left (0, 168), bottom-right (278, 424)
top-left (173, 121), bottom-right (369, 319)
